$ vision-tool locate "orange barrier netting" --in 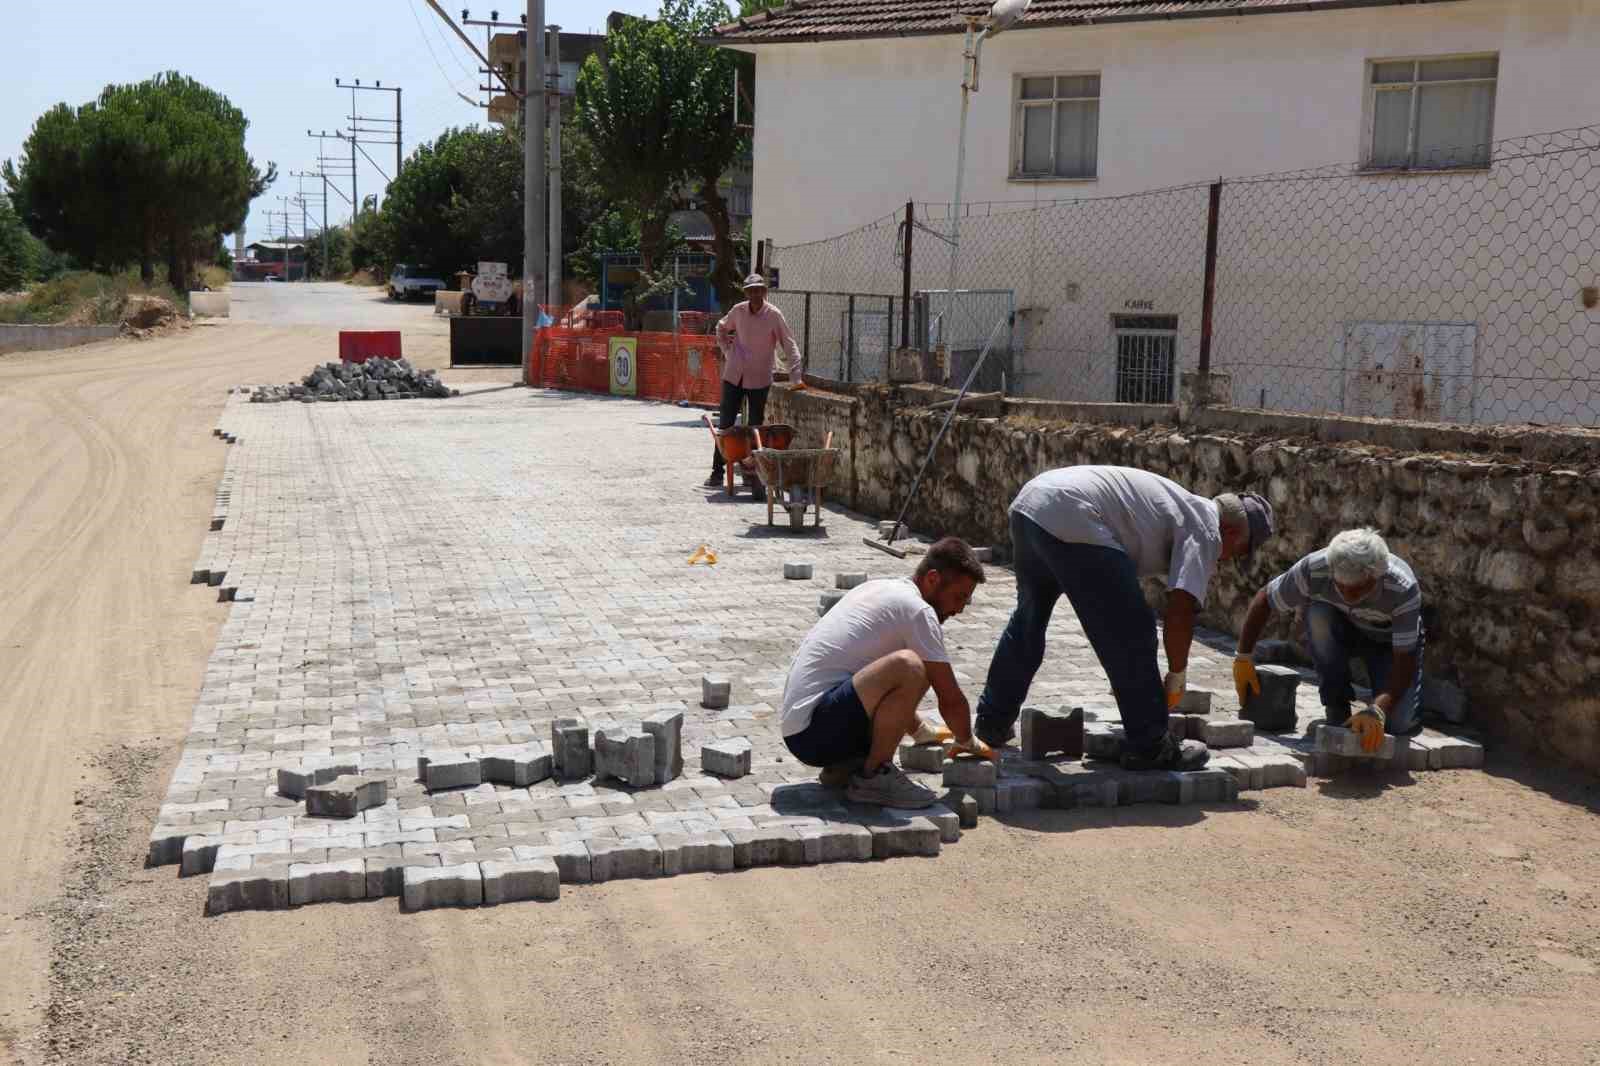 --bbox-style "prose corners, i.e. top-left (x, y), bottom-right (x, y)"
top-left (527, 306), bottom-right (724, 406)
